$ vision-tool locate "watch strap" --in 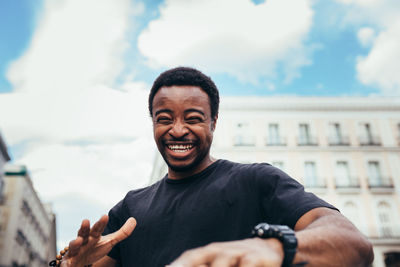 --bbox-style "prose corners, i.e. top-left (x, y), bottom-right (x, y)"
top-left (251, 223), bottom-right (297, 267)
